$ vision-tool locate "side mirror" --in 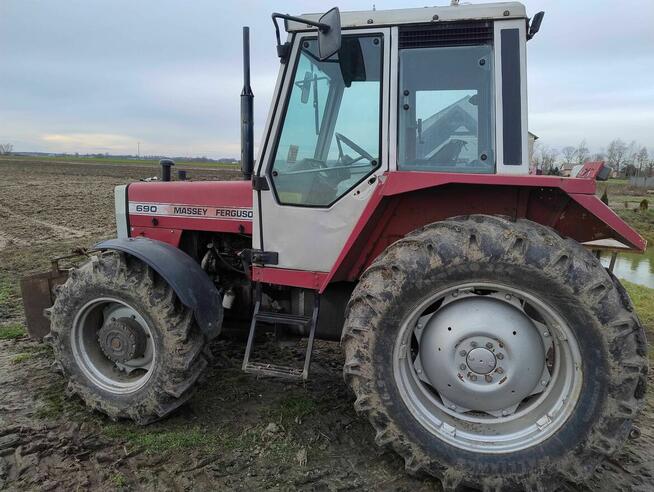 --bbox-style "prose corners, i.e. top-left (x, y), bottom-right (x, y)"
top-left (300, 72), bottom-right (312, 103)
top-left (527, 11), bottom-right (545, 40)
top-left (317, 7), bottom-right (341, 60)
